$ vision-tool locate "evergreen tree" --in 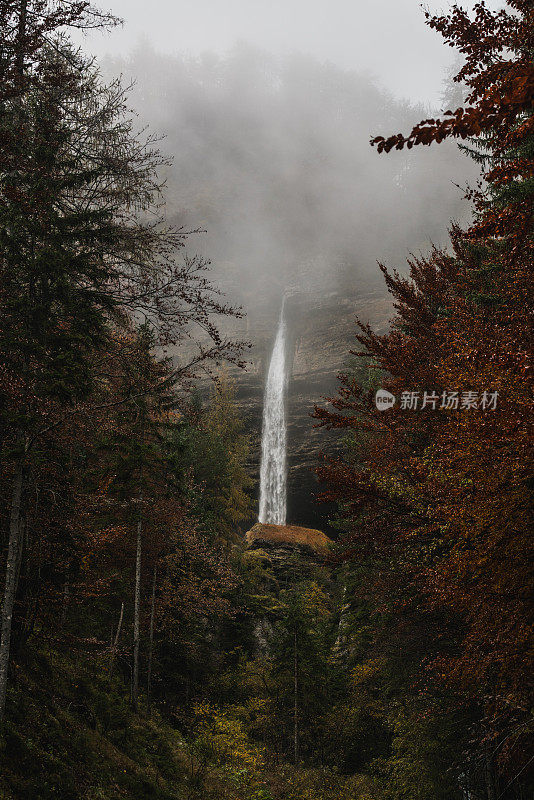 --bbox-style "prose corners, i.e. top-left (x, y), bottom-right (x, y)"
top-left (0, 36), bottom-right (243, 719)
